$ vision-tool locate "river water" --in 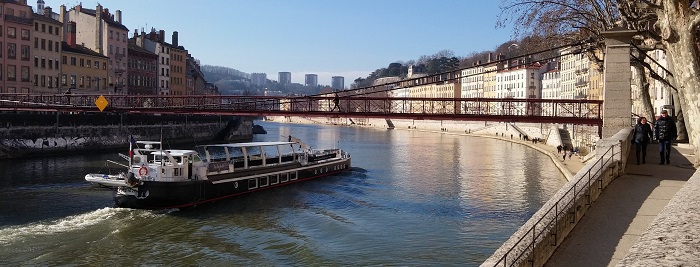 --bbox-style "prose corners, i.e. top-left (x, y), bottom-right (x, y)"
top-left (0, 121), bottom-right (566, 266)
